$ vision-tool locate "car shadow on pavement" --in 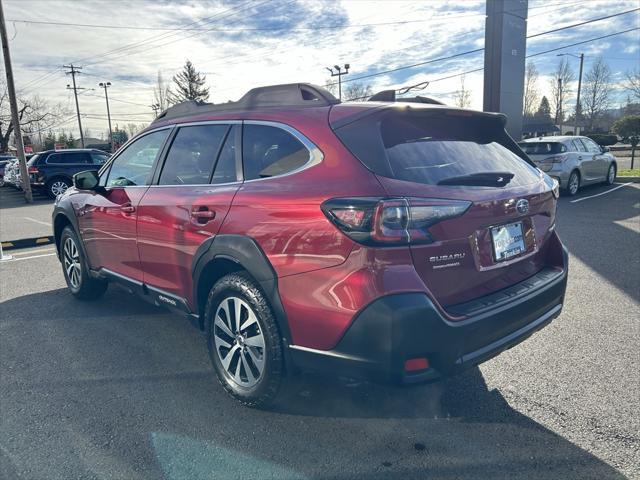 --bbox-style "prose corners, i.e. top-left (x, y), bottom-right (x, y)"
top-left (557, 182), bottom-right (639, 300)
top-left (1, 288), bottom-right (628, 480)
